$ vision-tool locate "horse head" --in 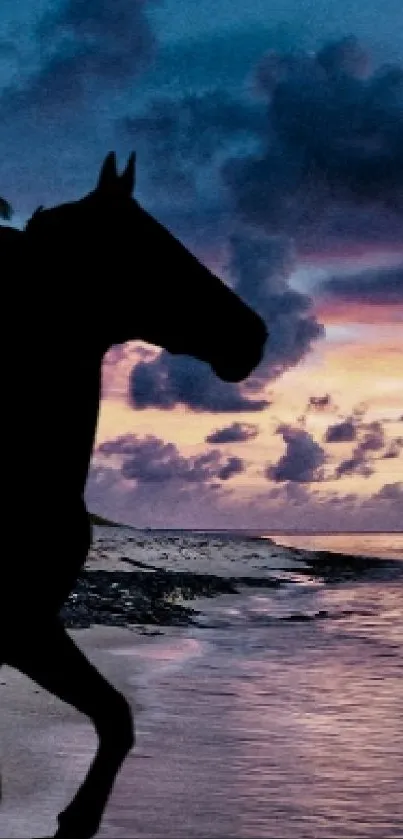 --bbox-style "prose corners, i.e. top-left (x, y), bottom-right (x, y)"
top-left (25, 152), bottom-right (268, 382)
